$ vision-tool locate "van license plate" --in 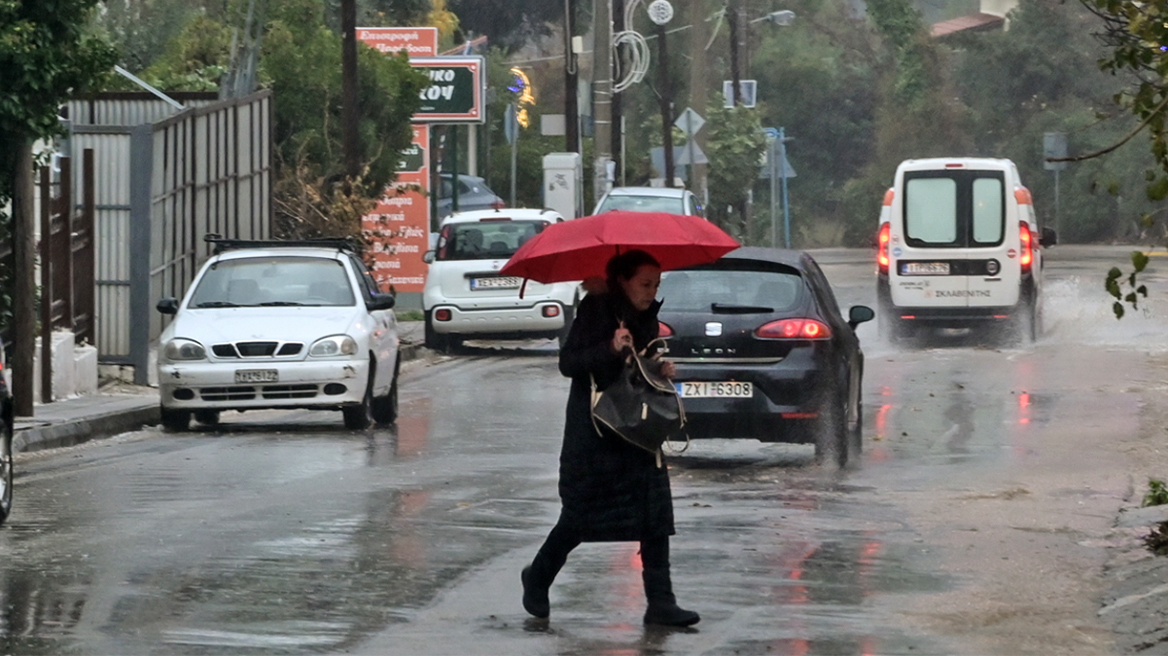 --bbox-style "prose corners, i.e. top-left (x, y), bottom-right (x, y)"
top-left (902, 262), bottom-right (950, 276)
top-left (235, 369), bottom-right (278, 383)
top-left (675, 381), bottom-right (753, 398)
top-left (471, 276), bottom-right (523, 290)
